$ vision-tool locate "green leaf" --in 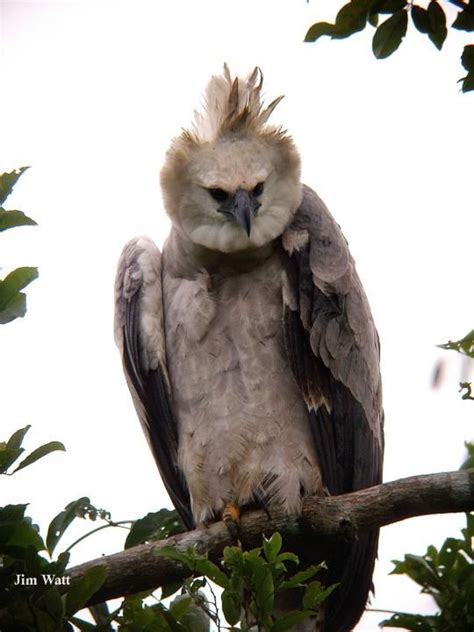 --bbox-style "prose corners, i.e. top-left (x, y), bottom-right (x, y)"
top-left (373, 0), bottom-right (407, 14)
top-left (263, 532), bottom-right (282, 563)
top-left (426, 0), bottom-right (447, 50)
top-left (0, 167), bottom-right (29, 206)
top-left (0, 290), bottom-right (26, 324)
top-left (304, 21), bottom-right (335, 42)
top-left (221, 589), bottom-right (241, 625)
top-left (390, 554), bottom-right (443, 590)
top-left (438, 330), bottom-right (474, 358)
top-left (46, 497), bottom-right (91, 555)
top-left (332, 0), bottom-right (373, 39)
top-left (161, 581), bottom-right (183, 599)
top-left (453, 0), bottom-right (474, 31)
top-left (37, 587), bottom-right (65, 621)
top-left (6, 425), bottom-right (32, 450)
top-left (154, 545), bottom-right (191, 565)
top-left (193, 558), bottom-right (229, 589)
top-left (372, 10), bottom-right (408, 58)
top-left (411, 5), bottom-right (431, 33)
top-left (5, 519), bottom-right (45, 551)
top-left (125, 509), bottom-right (184, 549)
top-left (69, 617), bottom-right (97, 632)
top-left (276, 551), bottom-right (299, 565)
top-left (270, 611), bottom-right (316, 632)
top-left (380, 612), bottom-right (438, 630)
top-left (369, 13), bottom-right (379, 27)
top-left (412, 3), bottom-right (447, 49)
top-left (305, 0), bottom-right (373, 42)
top-left (0, 426), bottom-right (32, 473)
top-left (253, 563), bottom-right (274, 617)
top-left (280, 563), bottom-right (325, 590)
top-left (0, 446), bottom-right (24, 473)
top-left (303, 580), bottom-right (338, 609)
top-left (223, 545), bottom-right (244, 567)
top-left (12, 440), bottom-right (65, 474)
top-left (0, 266), bottom-right (39, 323)
top-left (0, 266), bottom-right (38, 308)
top-left (169, 595), bottom-right (192, 621)
top-left (65, 565), bottom-right (107, 616)
top-left (88, 600), bottom-right (114, 627)
top-left (461, 46), bottom-right (474, 92)
top-left (0, 208), bottom-right (37, 232)
top-left (461, 442), bottom-right (474, 470)
top-left (0, 503), bottom-right (28, 523)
